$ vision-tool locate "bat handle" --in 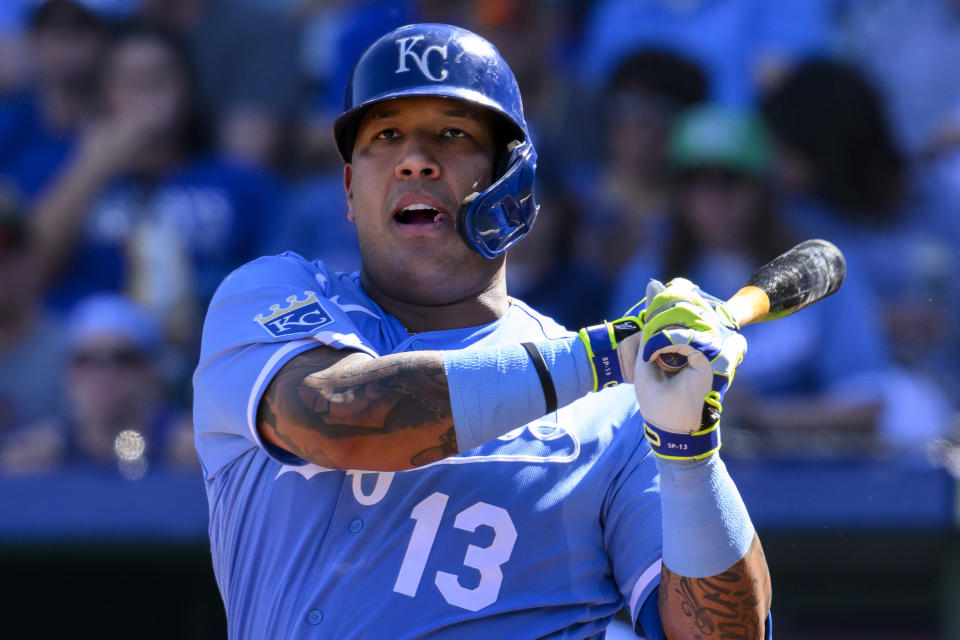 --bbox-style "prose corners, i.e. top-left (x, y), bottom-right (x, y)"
top-left (653, 286), bottom-right (769, 373)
